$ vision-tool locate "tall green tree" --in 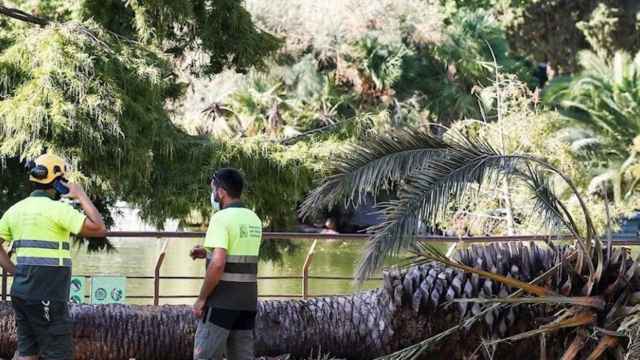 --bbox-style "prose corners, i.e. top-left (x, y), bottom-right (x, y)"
top-left (4, 0), bottom-right (281, 74)
top-left (0, 1), bottom-right (314, 243)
